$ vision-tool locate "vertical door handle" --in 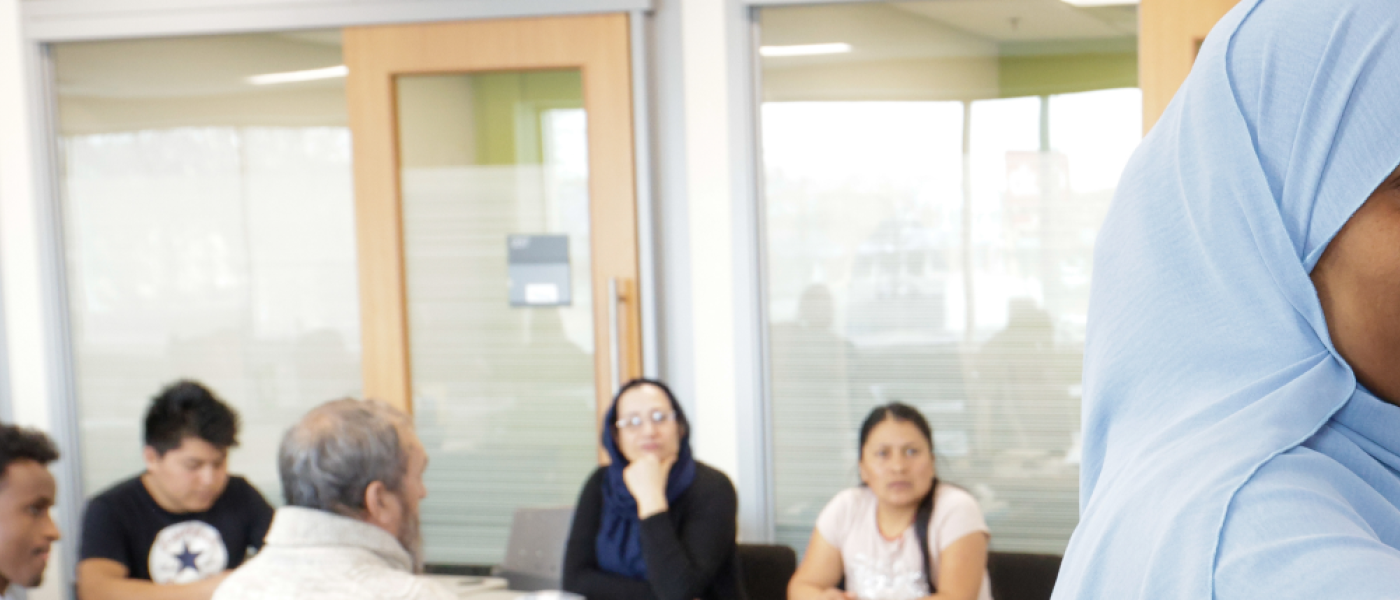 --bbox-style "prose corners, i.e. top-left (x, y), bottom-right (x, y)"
top-left (608, 277), bottom-right (625, 396)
